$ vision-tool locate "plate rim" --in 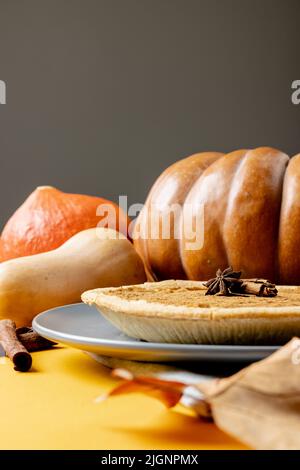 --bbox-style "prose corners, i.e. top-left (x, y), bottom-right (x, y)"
top-left (32, 302), bottom-right (279, 354)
